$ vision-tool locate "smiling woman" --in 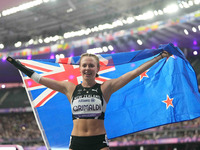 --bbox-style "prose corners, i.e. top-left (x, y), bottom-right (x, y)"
top-left (80, 54), bottom-right (100, 82)
top-left (7, 50), bottom-right (171, 150)
top-left (80, 53), bottom-right (100, 77)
